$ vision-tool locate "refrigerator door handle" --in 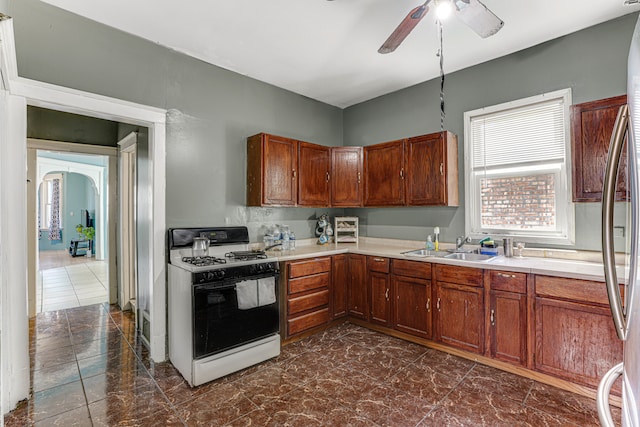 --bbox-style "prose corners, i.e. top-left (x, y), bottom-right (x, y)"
top-left (597, 362), bottom-right (624, 427)
top-left (602, 104), bottom-right (629, 341)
